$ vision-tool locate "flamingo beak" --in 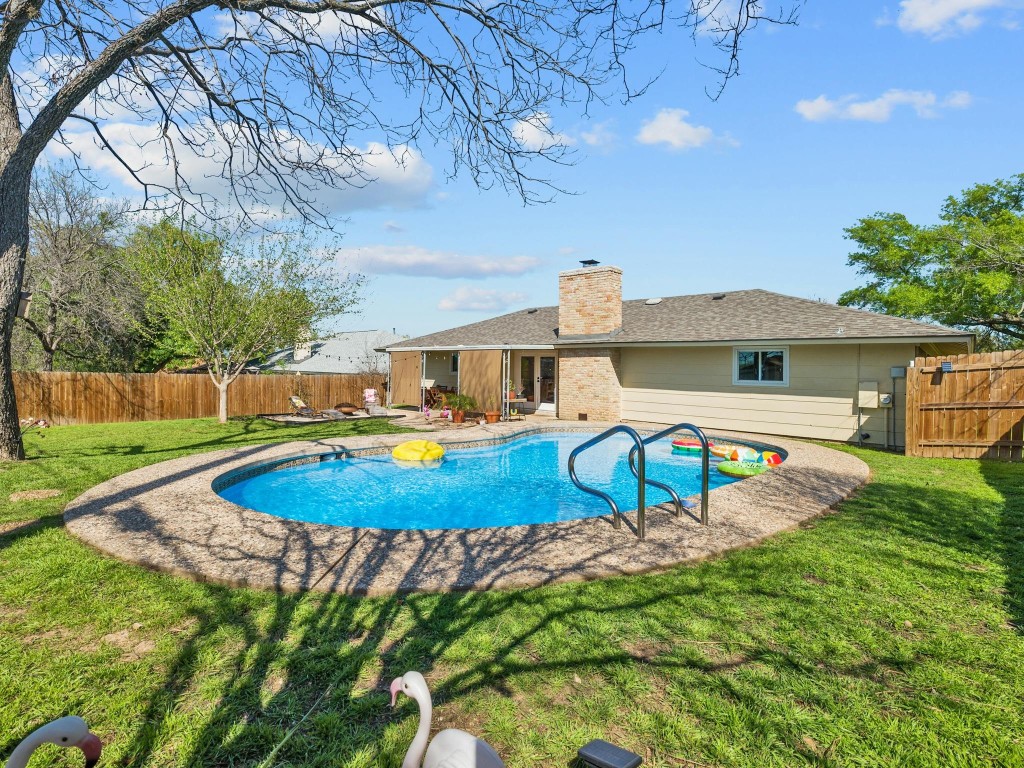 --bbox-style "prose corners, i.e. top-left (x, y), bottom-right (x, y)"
top-left (76, 732), bottom-right (102, 768)
top-left (389, 677), bottom-right (403, 707)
